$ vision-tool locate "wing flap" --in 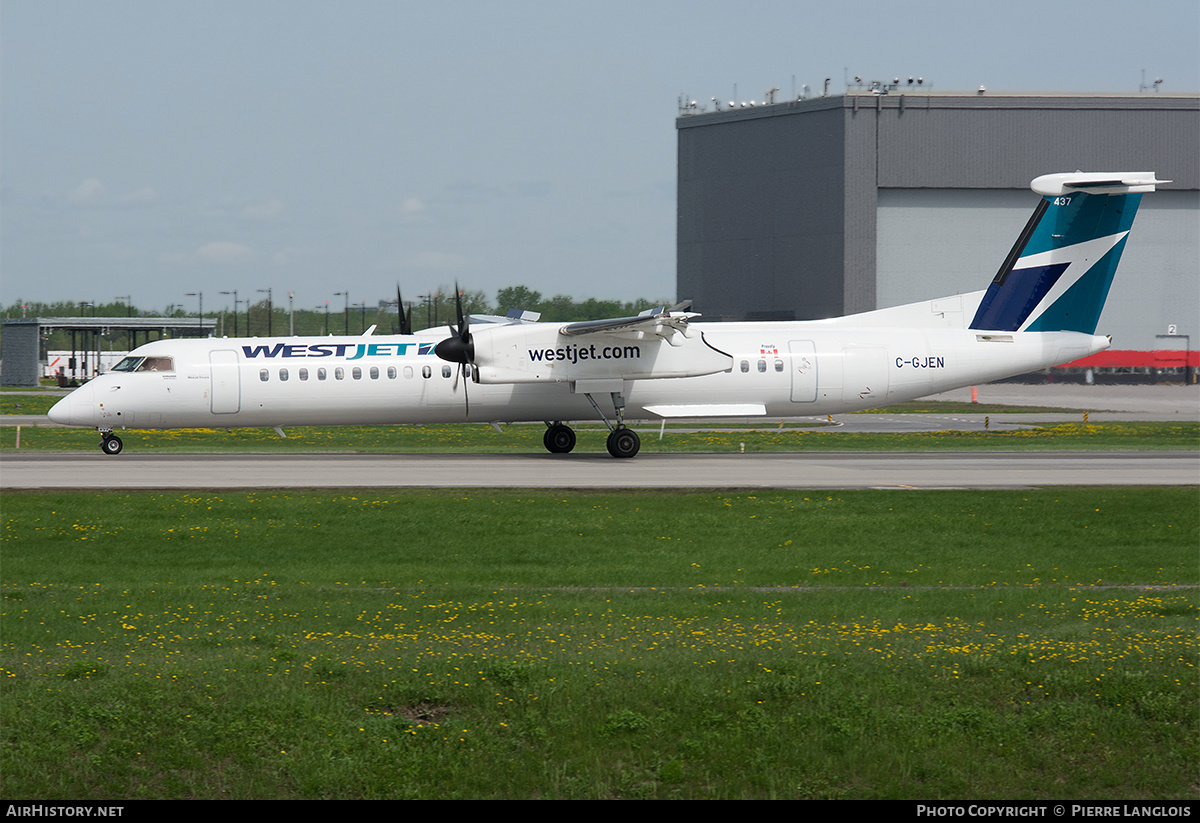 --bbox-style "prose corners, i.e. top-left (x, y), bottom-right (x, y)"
top-left (644, 403), bottom-right (767, 418)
